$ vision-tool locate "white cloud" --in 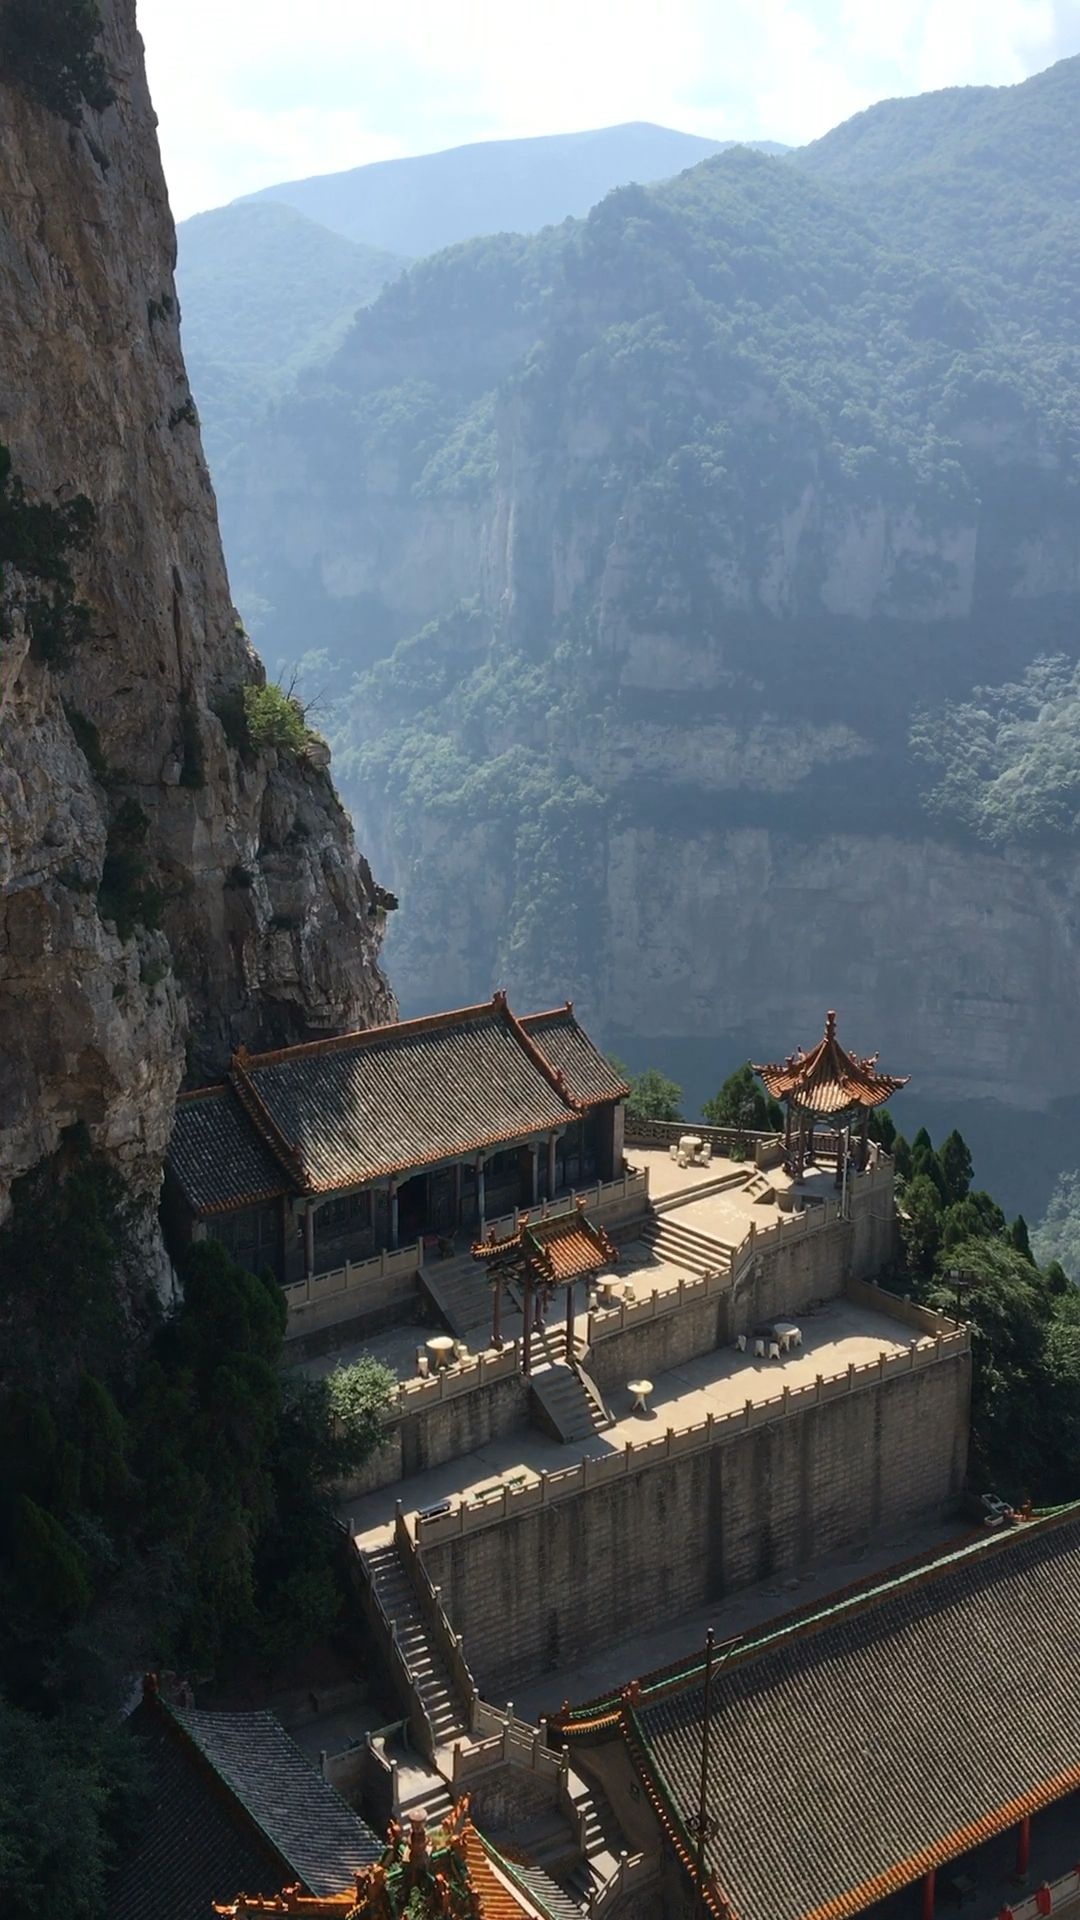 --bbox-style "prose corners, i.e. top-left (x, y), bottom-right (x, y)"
top-left (134, 0), bottom-right (1080, 219)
